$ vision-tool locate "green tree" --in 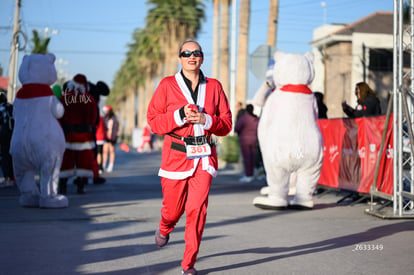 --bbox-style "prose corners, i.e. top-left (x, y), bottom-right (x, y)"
top-left (31, 30), bottom-right (50, 54)
top-left (109, 28), bottom-right (160, 129)
top-left (146, 0), bottom-right (205, 76)
top-left (112, 0), bottom-right (205, 89)
top-left (111, 0), bottom-right (206, 132)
